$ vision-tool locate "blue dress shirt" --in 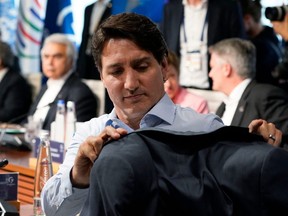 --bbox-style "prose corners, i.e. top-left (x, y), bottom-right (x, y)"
top-left (41, 94), bottom-right (224, 216)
